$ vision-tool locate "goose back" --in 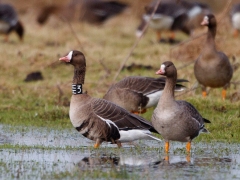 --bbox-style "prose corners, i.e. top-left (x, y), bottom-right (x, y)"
top-left (103, 76), bottom-right (187, 113)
